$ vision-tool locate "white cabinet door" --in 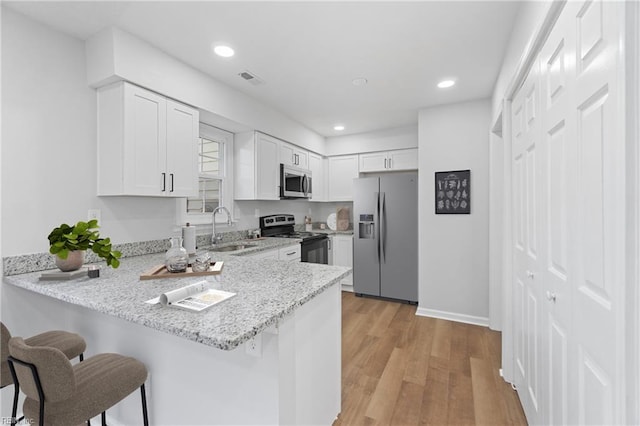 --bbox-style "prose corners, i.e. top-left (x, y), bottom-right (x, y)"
top-left (98, 82), bottom-right (199, 197)
top-left (122, 85), bottom-right (166, 196)
top-left (327, 155), bottom-right (359, 201)
top-left (388, 149), bottom-right (418, 171)
top-left (359, 152), bottom-right (388, 172)
top-left (358, 149), bottom-right (418, 173)
top-left (235, 132), bottom-right (280, 200)
top-left (280, 142), bottom-right (296, 167)
top-left (166, 99), bottom-right (198, 197)
top-left (332, 235), bottom-right (353, 286)
top-left (308, 153), bottom-right (326, 201)
top-left (281, 142), bottom-right (308, 169)
top-left (256, 133), bottom-right (280, 200)
top-left (279, 244), bottom-right (301, 261)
